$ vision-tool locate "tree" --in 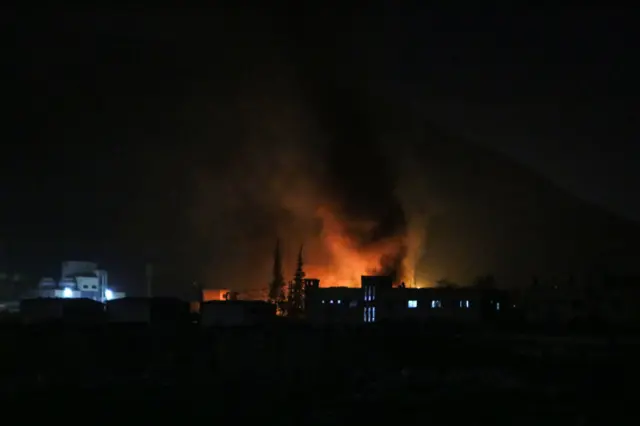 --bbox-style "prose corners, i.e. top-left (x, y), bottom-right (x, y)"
top-left (289, 245), bottom-right (306, 317)
top-left (268, 238), bottom-right (286, 305)
top-left (473, 274), bottom-right (496, 289)
top-left (435, 278), bottom-right (458, 288)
